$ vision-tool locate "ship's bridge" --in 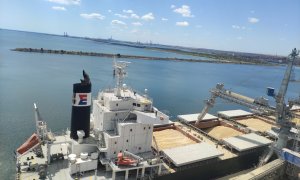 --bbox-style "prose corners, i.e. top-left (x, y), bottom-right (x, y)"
top-left (98, 87), bottom-right (153, 112)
